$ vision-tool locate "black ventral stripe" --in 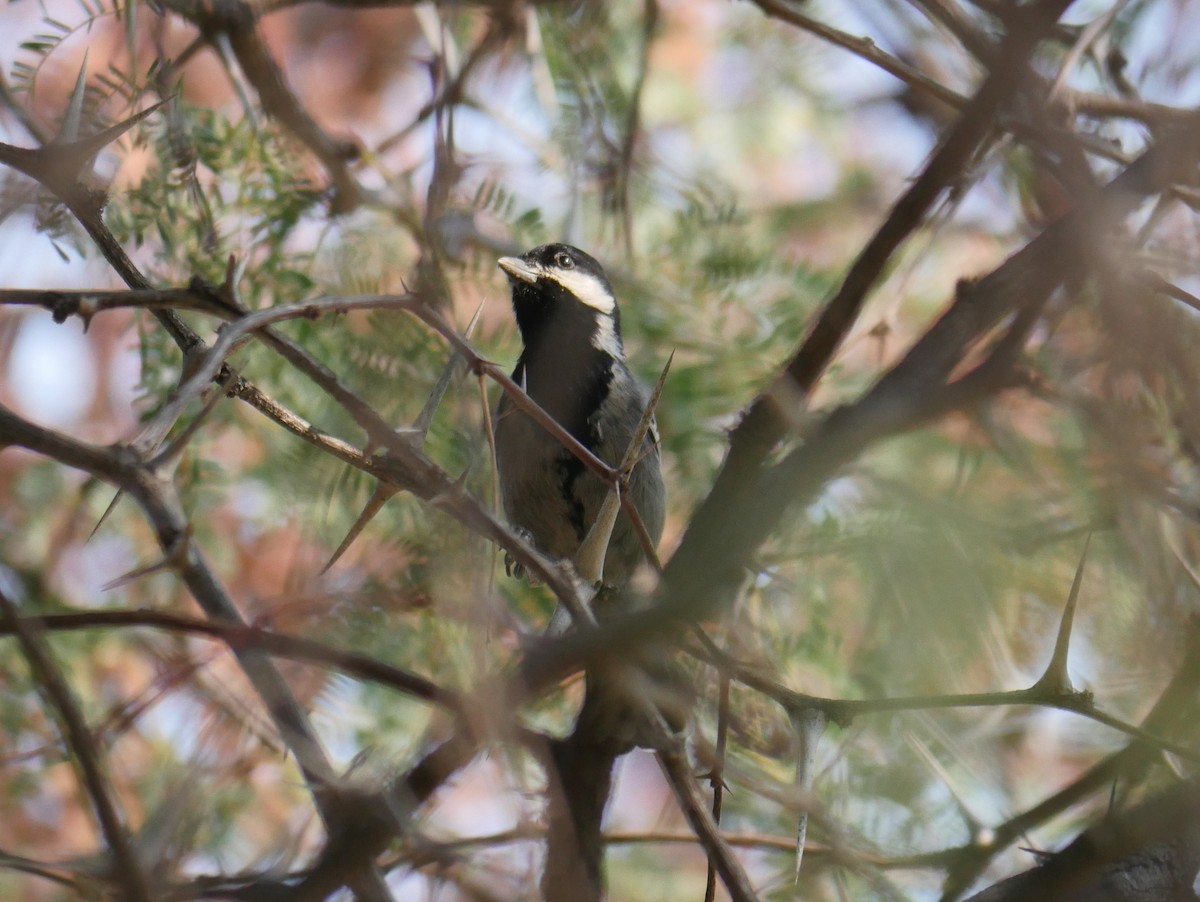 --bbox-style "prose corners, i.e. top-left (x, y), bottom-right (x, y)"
top-left (518, 336), bottom-right (614, 448)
